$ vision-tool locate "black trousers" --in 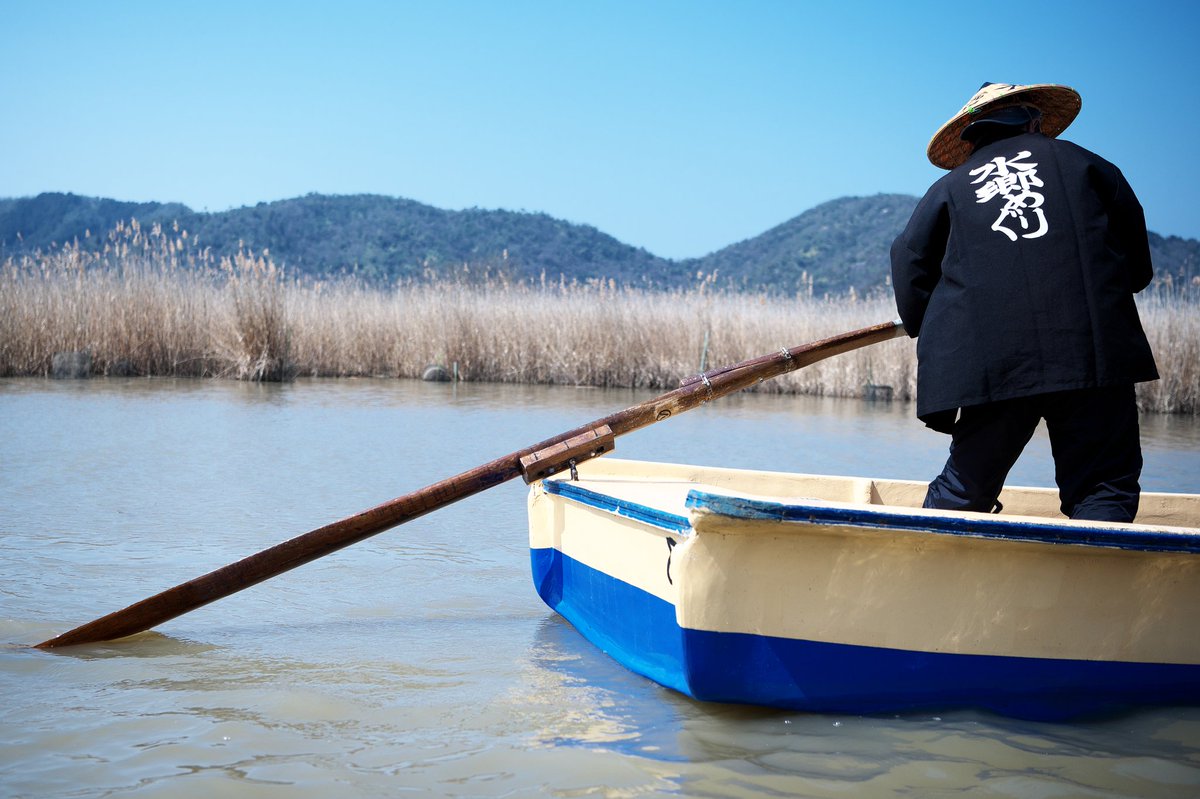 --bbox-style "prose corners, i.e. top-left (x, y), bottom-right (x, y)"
top-left (923, 386), bottom-right (1143, 522)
